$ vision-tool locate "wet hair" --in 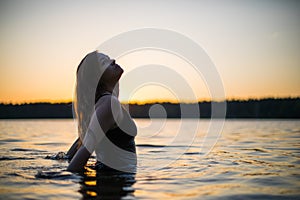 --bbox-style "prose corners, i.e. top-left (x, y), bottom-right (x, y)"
top-left (73, 52), bottom-right (101, 142)
top-left (73, 51), bottom-right (114, 142)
